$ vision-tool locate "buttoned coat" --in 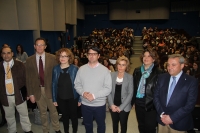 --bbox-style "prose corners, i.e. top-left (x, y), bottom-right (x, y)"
top-left (154, 72), bottom-right (198, 131)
